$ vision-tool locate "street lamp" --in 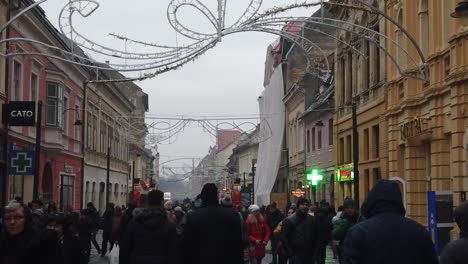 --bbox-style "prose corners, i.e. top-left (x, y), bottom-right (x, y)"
top-left (249, 163), bottom-right (257, 204)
